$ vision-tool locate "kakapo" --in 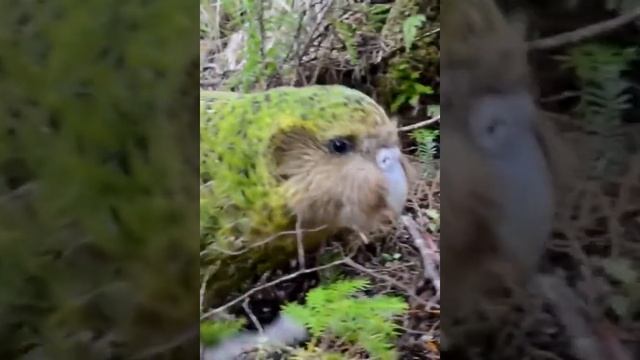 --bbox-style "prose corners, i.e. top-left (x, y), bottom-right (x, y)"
top-left (200, 85), bottom-right (414, 306)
